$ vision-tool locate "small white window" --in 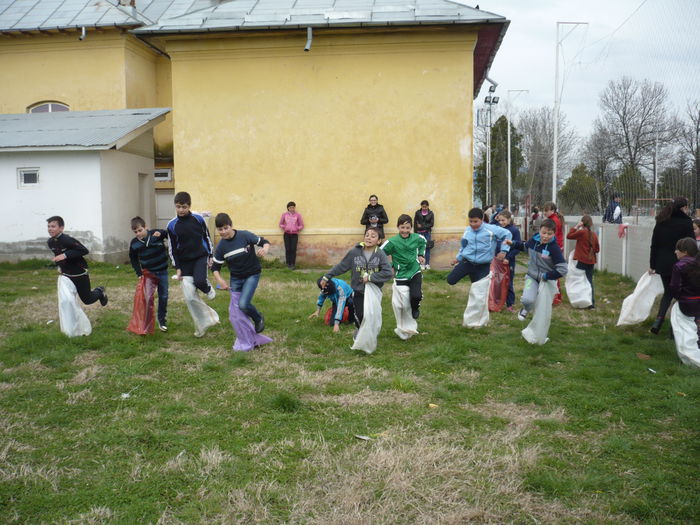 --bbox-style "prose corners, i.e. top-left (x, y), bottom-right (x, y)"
top-left (18, 168), bottom-right (39, 188)
top-left (154, 168), bottom-right (172, 182)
